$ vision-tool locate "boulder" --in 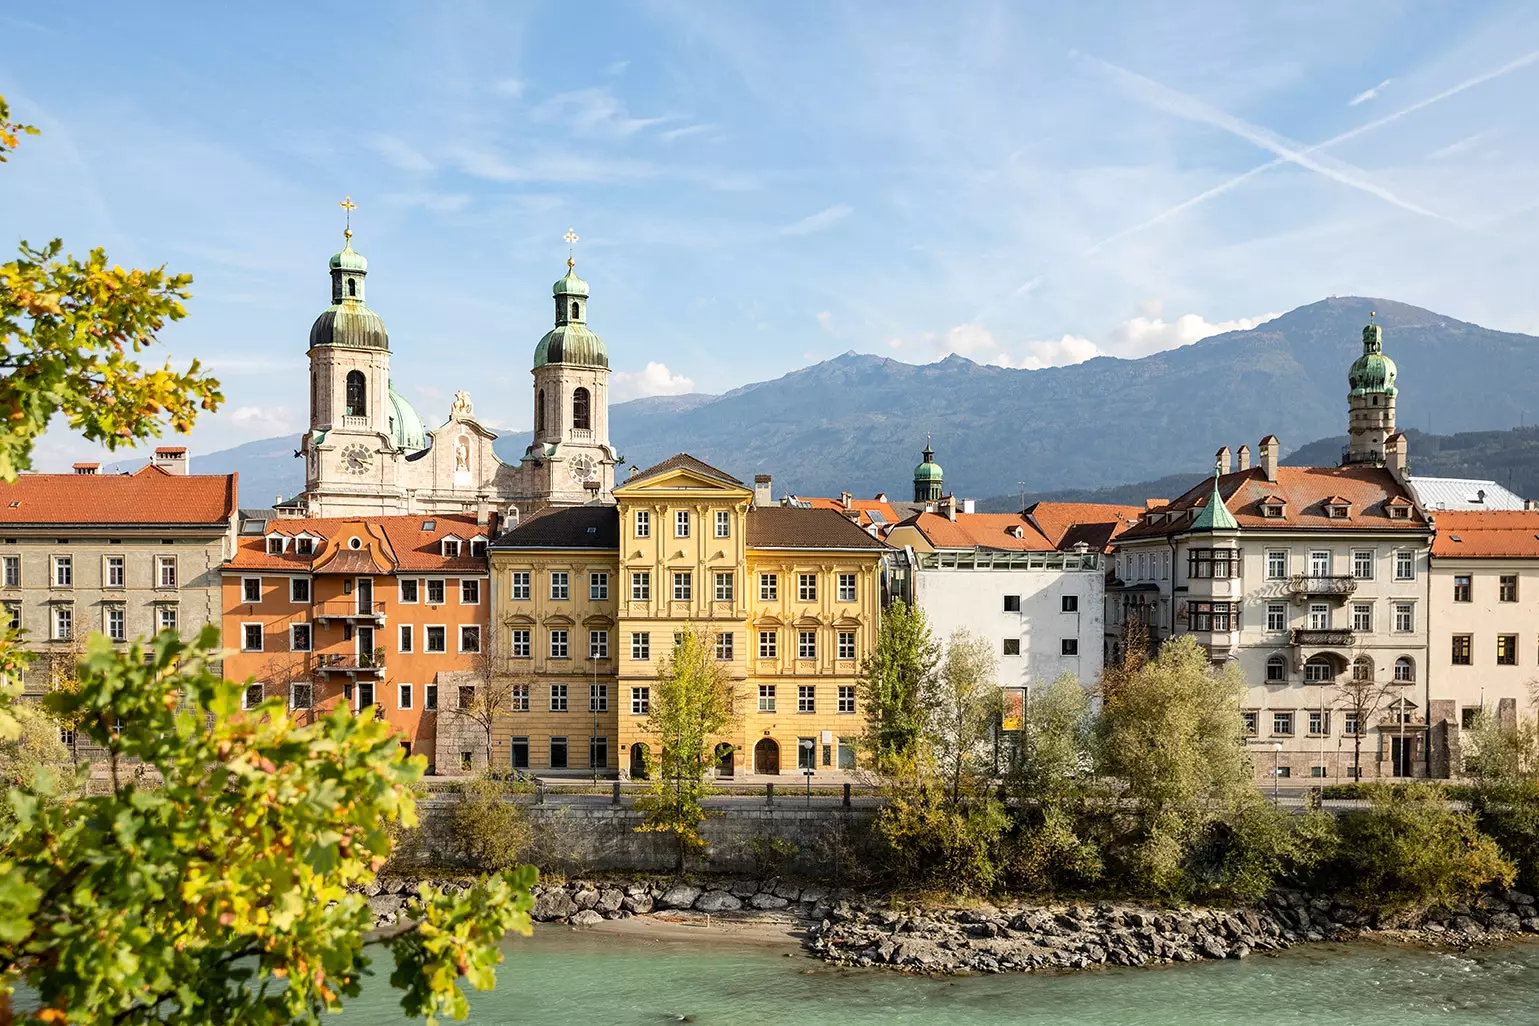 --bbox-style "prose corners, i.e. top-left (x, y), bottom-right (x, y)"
top-left (750, 893), bottom-right (790, 911)
top-left (367, 894), bottom-right (403, 917)
top-left (1489, 912), bottom-right (1523, 933)
top-left (596, 888), bottom-right (625, 914)
top-left (658, 884), bottom-right (703, 910)
top-left (773, 881), bottom-right (803, 901)
top-left (799, 886), bottom-right (829, 906)
top-left (623, 893), bottom-right (655, 915)
top-left (570, 910), bottom-right (604, 927)
top-left (533, 889), bottom-right (577, 921)
top-left (573, 888), bottom-right (600, 910)
top-left (695, 890), bottom-right (743, 913)
top-left (727, 879), bottom-right (759, 899)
